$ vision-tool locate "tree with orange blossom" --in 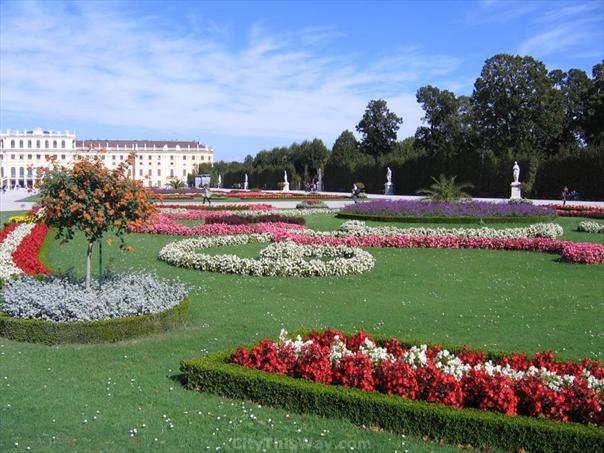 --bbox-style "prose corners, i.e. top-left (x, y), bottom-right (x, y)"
top-left (38, 153), bottom-right (155, 289)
